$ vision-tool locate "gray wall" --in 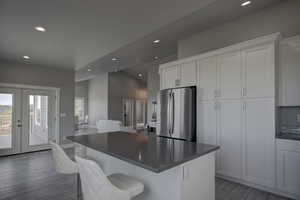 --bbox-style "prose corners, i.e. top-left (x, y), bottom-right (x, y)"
top-left (147, 65), bottom-right (160, 124)
top-left (0, 60), bottom-right (75, 141)
top-left (108, 71), bottom-right (147, 122)
top-left (178, 0), bottom-right (300, 59)
top-left (146, 55), bottom-right (177, 124)
top-left (88, 73), bottom-right (109, 125)
top-left (75, 80), bottom-right (89, 118)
